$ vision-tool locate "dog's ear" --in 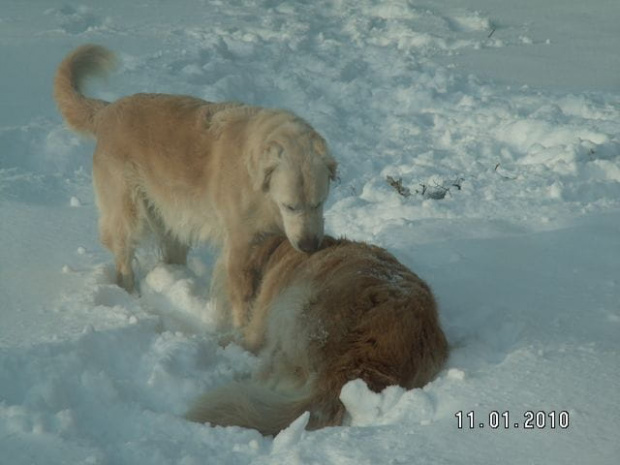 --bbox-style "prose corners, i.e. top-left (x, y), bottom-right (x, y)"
top-left (311, 132), bottom-right (338, 181)
top-left (250, 141), bottom-right (283, 192)
top-left (326, 157), bottom-right (338, 181)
